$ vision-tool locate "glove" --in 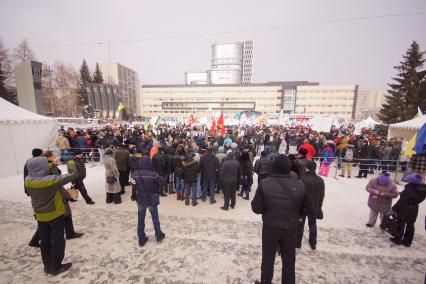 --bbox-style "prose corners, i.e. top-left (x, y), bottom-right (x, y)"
top-left (317, 209), bottom-right (324, 220)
